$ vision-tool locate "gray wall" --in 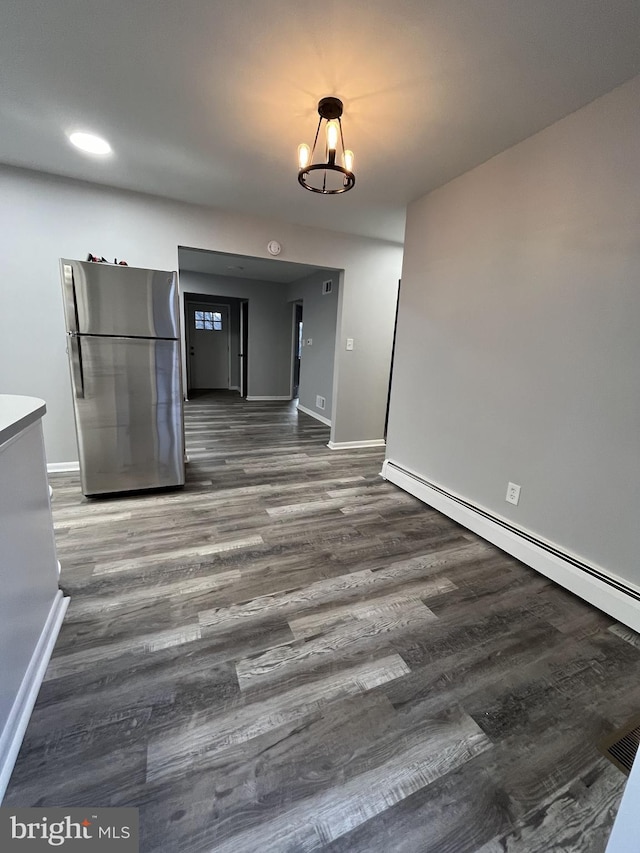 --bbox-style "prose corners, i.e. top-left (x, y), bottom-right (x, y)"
top-left (287, 270), bottom-right (340, 421)
top-left (386, 74), bottom-right (640, 585)
top-left (0, 166), bottom-right (403, 462)
top-left (180, 272), bottom-right (292, 398)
